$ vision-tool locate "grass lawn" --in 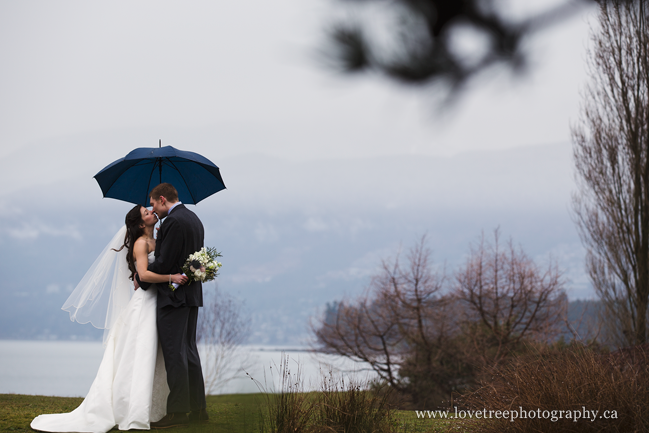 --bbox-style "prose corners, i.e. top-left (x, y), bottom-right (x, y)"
top-left (2, 393), bottom-right (455, 432)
